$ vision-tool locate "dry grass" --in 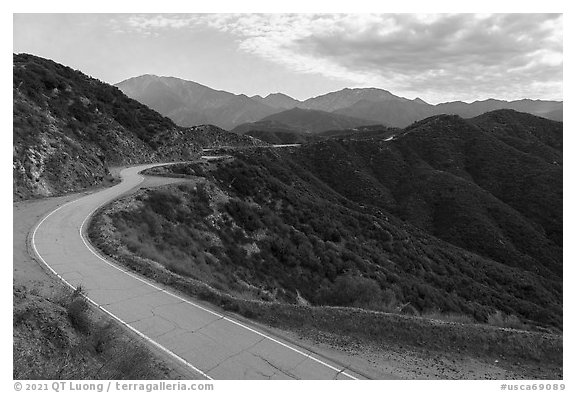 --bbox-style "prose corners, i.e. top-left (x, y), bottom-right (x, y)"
top-left (487, 311), bottom-right (528, 330)
top-left (13, 282), bottom-right (179, 380)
